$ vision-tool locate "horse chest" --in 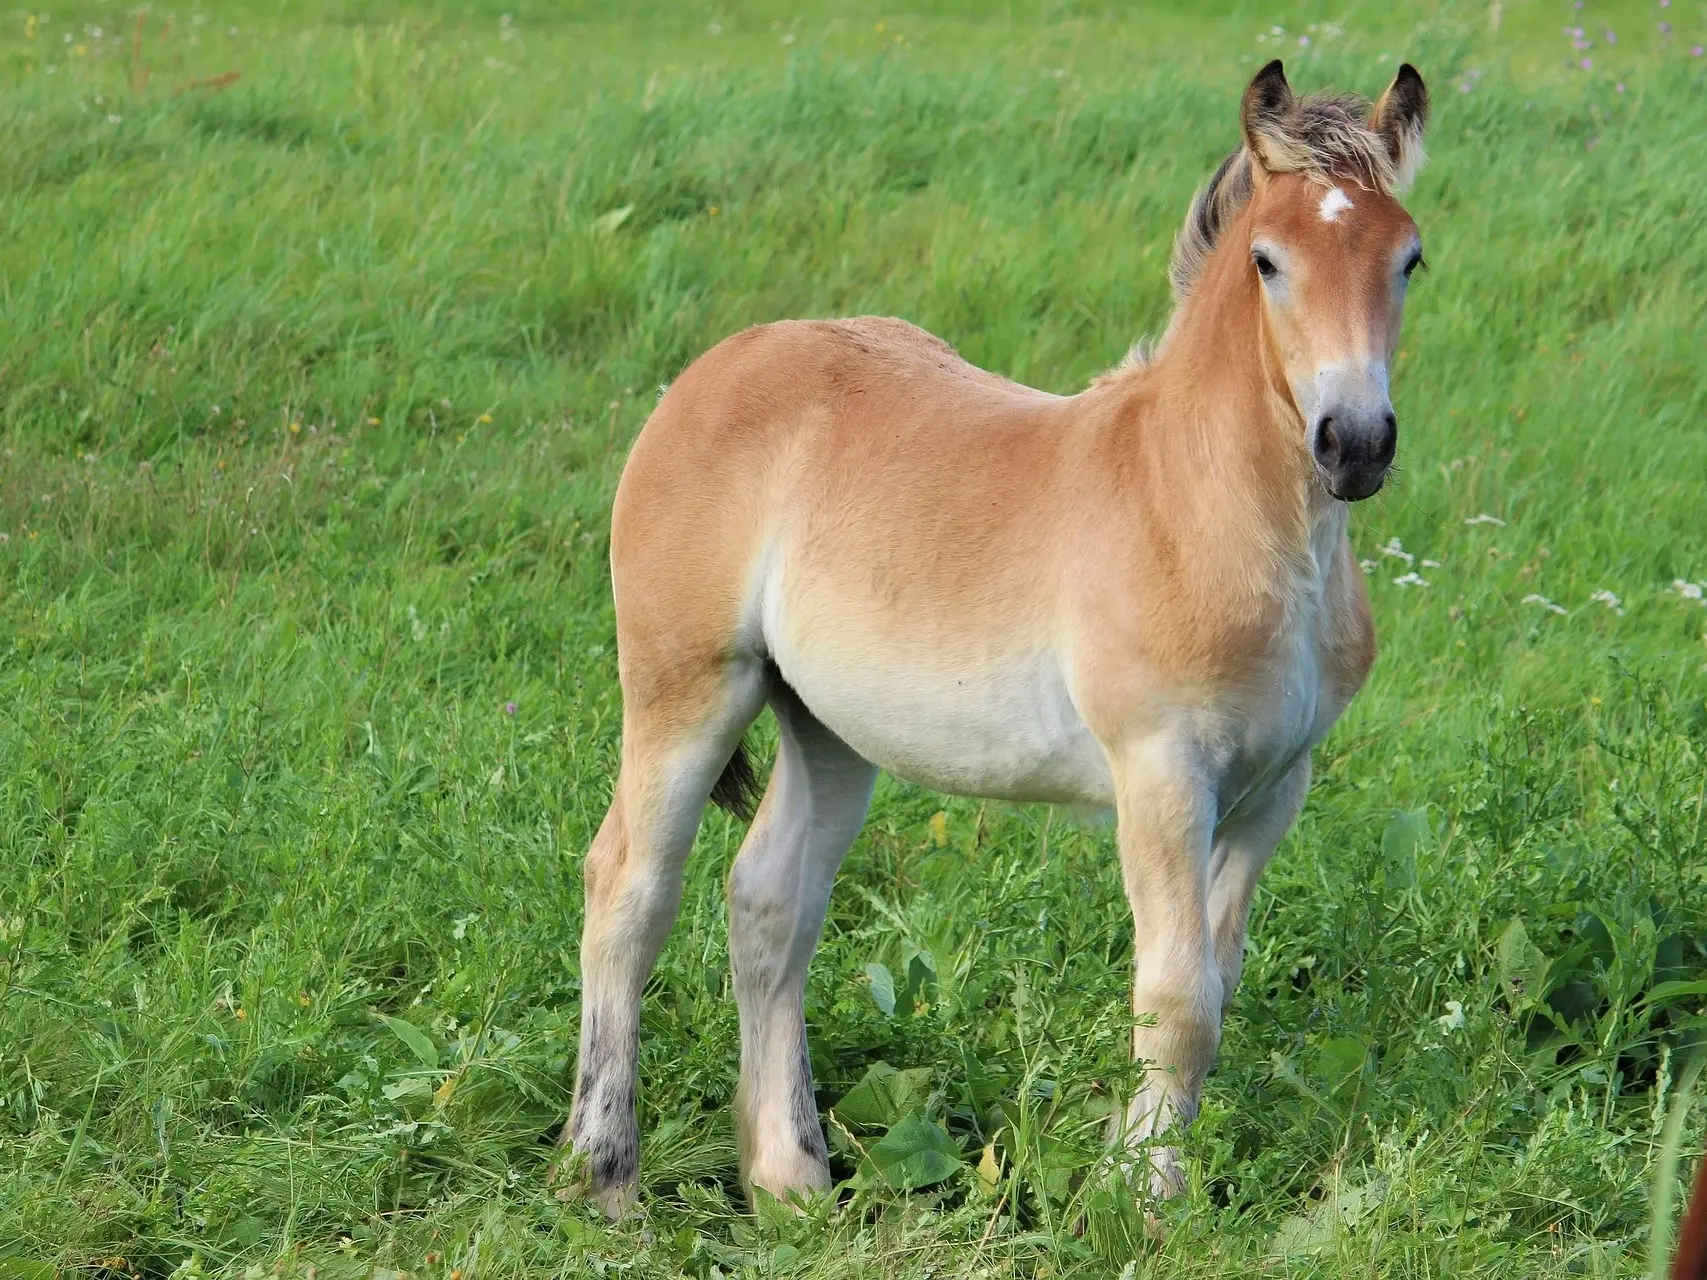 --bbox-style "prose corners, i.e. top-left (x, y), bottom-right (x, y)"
top-left (1212, 608), bottom-right (1346, 816)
